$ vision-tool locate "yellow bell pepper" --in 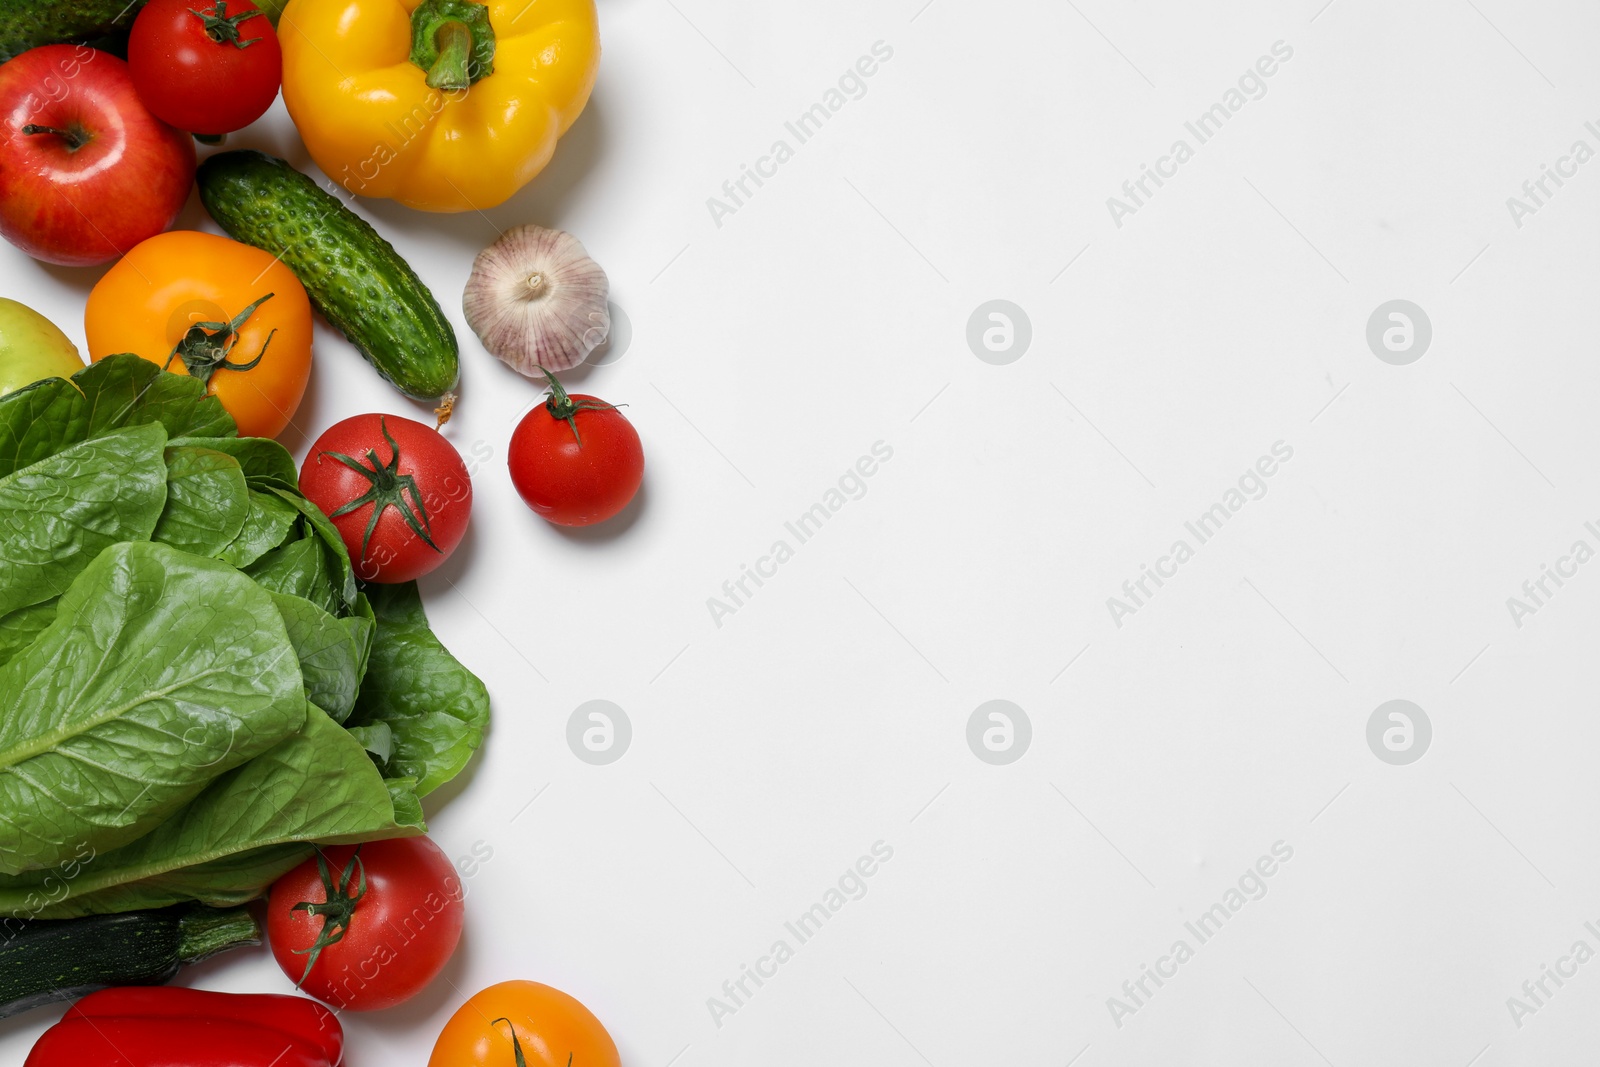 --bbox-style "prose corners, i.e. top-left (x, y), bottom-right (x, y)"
top-left (278, 0), bottom-right (599, 213)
